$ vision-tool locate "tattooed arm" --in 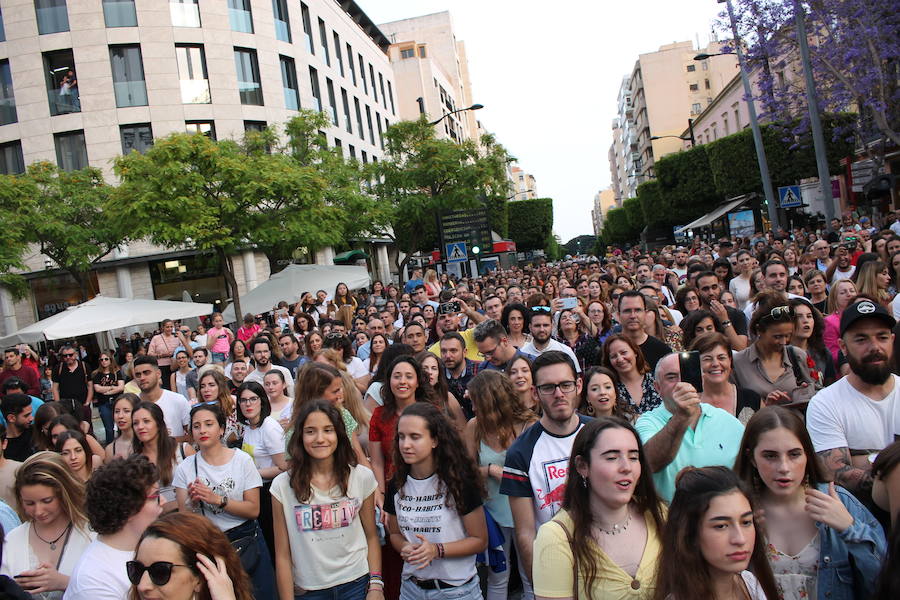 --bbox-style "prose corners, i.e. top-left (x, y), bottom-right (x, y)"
top-left (817, 446), bottom-right (873, 494)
